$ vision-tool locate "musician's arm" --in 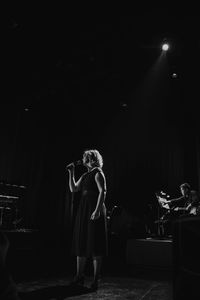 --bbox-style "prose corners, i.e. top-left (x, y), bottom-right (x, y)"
top-left (166, 196), bottom-right (184, 204)
top-left (174, 203), bottom-right (191, 211)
